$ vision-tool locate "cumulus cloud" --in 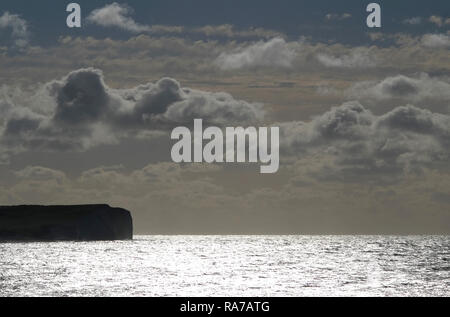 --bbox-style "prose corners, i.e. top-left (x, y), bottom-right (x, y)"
top-left (215, 37), bottom-right (296, 70)
top-left (0, 11), bottom-right (29, 48)
top-left (317, 48), bottom-right (377, 68)
top-left (280, 102), bottom-right (450, 177)
top-left (87, 2), bottom-right (150, 33)
top-left (347, 74), bottom-right (450, 103)
top-left (86, 3), bottom-right (283, 41)
top-left (0, 68), bottom-right (264, 157)
top-left (421, 33), bottom-right (450, 48)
